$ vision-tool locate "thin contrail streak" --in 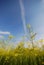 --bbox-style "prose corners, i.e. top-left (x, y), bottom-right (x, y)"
top-left (19, 0), bottom-right (27, 35)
